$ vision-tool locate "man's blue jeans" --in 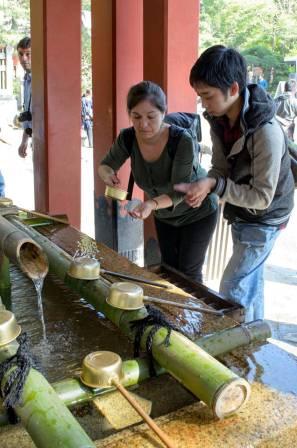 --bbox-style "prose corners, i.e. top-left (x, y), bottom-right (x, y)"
top-left (0, 171), bottom-right (5, 197)
top-left (219, 221), bottom-right (281, 322)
